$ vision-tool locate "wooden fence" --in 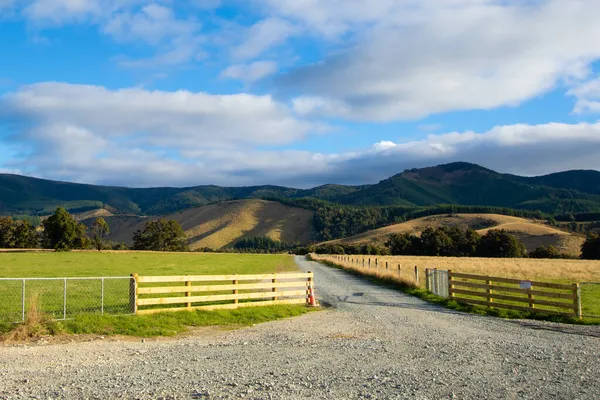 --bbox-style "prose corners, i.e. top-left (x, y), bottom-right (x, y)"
top-left (132, 272), bottom-right (316, 315)
top-left (448, 271), bottom-right (582, 319)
